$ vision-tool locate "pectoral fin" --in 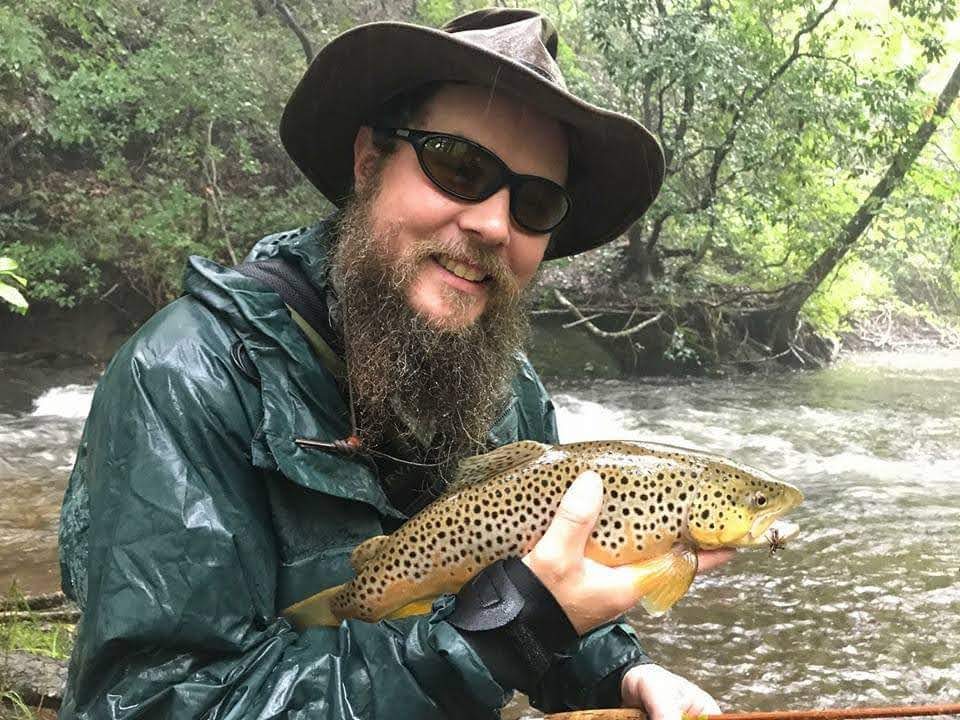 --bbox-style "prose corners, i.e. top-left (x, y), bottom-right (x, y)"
top-left (282, 583), bottom-right (347, 630)
top-left (622, 546), bottom-right (699, 617)
top-left (384, 596), bottom-right (439, 620)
